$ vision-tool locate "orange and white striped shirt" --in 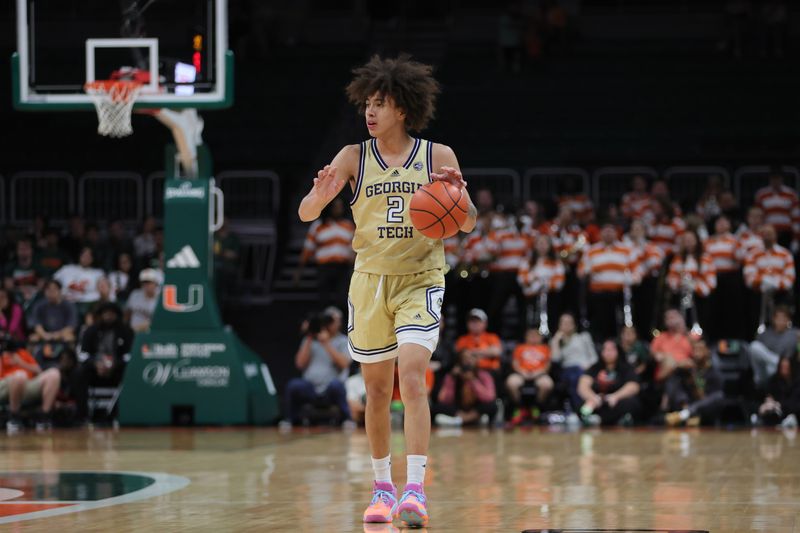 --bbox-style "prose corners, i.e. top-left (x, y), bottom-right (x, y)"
top-left (667, 254), bottom-right (716, 297)
top-left (487, 228), bottom-right (531, 272)
top-left (621, 191), bottom-right (654, 223)
top-left (539, 222), bottom-right (586, 264)
top-left (625, 237), bottom-right (665, 278)
top-left (649, 217), bottom-right (686, 255)
top-left (558, 194), bottom-right (593, 220)
top-left (578, 242), bottom-right (637, 293)
top-left (735, 225), bottom-right (763, 260)
top-left (302, 219), bottom-right (355, 264)
top-left (755, 185), bottom-right (800, 238)
top-left (463, 231), bottom-right (494, 265)
top-left (743, 245), bottom-right (795, 292)
top-left (517, 257), bottom-right (566, 297)
top-left (703, 233), bottom-right (740, 273)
